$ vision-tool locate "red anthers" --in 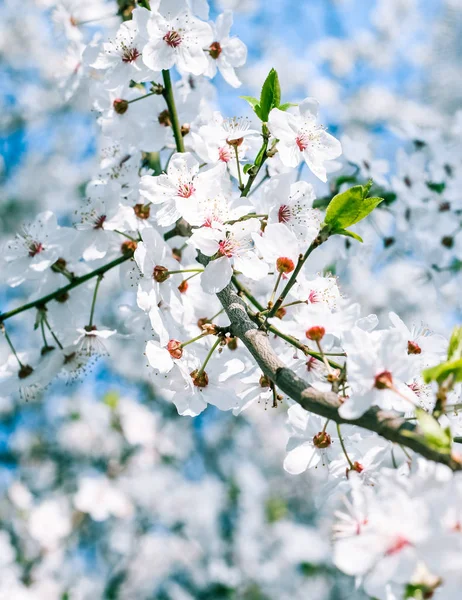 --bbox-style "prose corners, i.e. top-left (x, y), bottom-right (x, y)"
top-left (163, 30), bottom-right (182, 48)
top-left (28, 241), bottom-right (43, 257)
top-left (178, 280), bottom-right (188, 294)
top-left (306, 326), bottom-right (325, 342)
top-left (167, 339), bottom-right (183, 360)
top-left (153, 265), bottom-right (170, 283)
top-left (190, 369), bottom-right (209, 388)
top-left (209, 41), bottom-right (222, 59)
top-left (113, 98), bottom-right (129, 115)
top-left (276, 256), bottom-right (295, 274)
top-left (374, 370), bottom-right (393, 390)
top-left (312, 431), bottom-right (332, 449)
top-left (407, 340), bottom-right (422, 355)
